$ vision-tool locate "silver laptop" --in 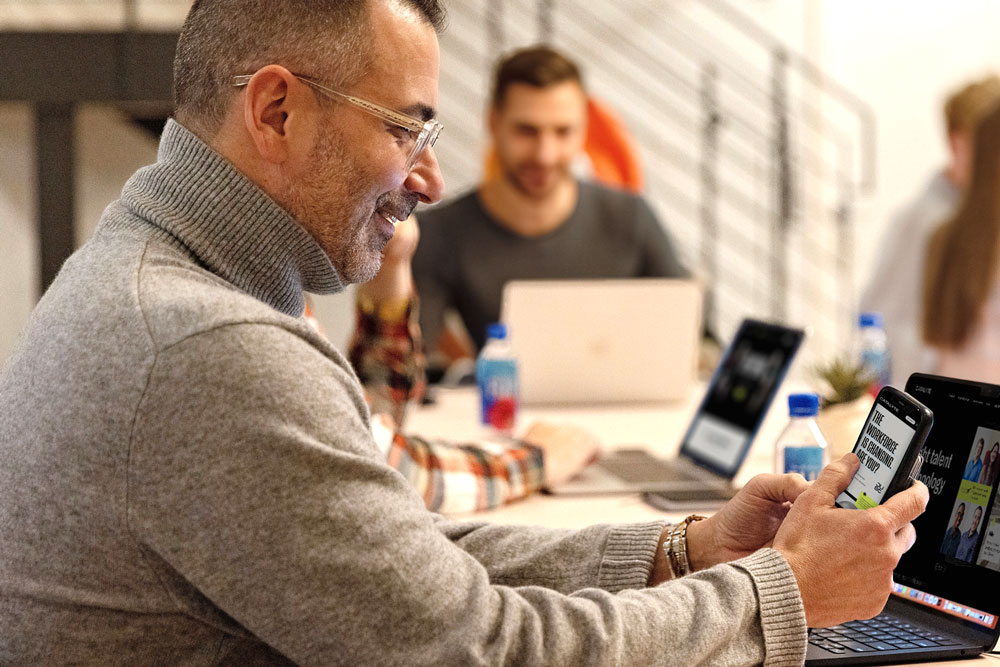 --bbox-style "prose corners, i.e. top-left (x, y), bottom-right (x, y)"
top-left (501, 279), bottom-right (702, 404)
top-left (547, 319), bottom-right (804, 502)
top-left (804, 373), bottom-right (1000, 665)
